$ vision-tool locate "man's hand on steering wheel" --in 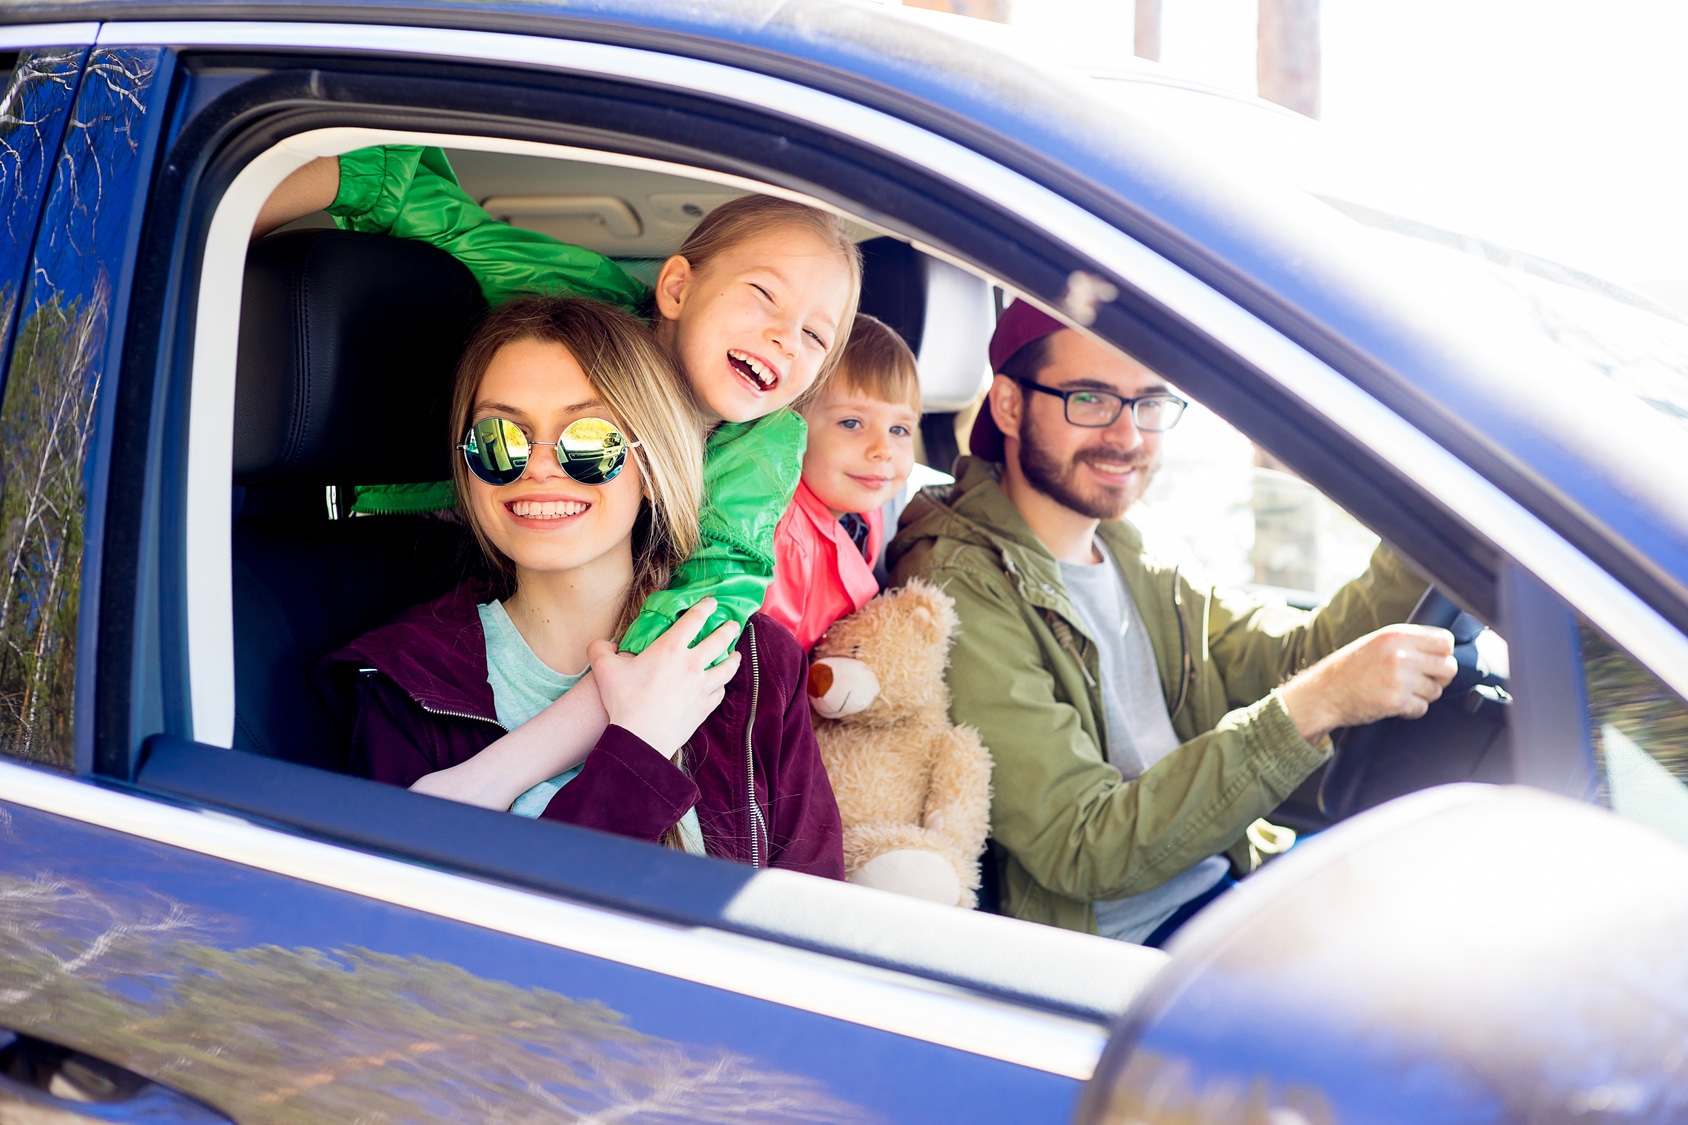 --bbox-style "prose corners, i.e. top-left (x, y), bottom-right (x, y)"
top-left (1280, 625), bottom-right (1461, 746)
